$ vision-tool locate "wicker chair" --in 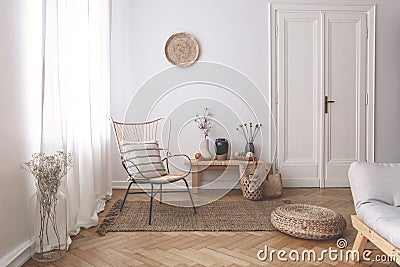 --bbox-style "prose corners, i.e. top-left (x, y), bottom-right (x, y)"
top-left (111, 117), bottom-right (196, 225)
